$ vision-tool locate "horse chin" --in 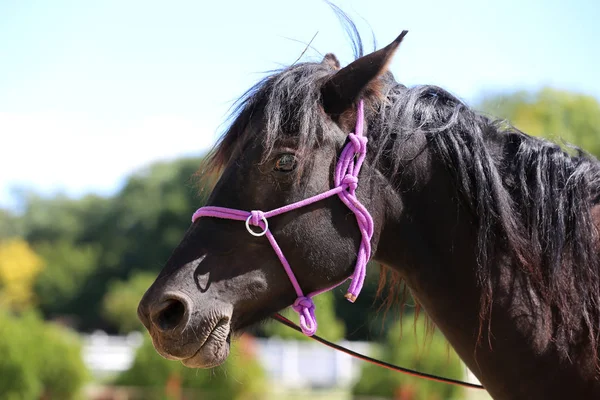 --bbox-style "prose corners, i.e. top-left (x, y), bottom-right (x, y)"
top-left (181, 321), bottom-right (232, 369)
